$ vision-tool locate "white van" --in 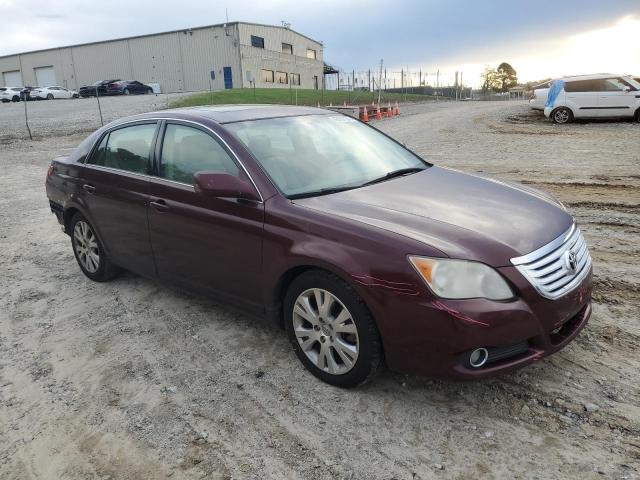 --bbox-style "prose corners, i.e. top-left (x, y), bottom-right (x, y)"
top-left (544, 74), bottom-right (640, 124)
